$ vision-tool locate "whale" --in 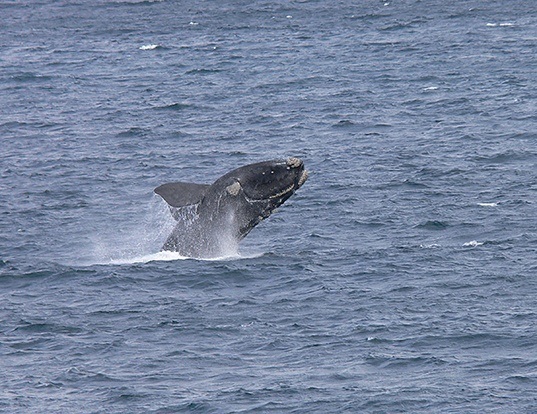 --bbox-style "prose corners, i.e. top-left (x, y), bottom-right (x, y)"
top-left (154, 157), bottom-right (308, 258)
